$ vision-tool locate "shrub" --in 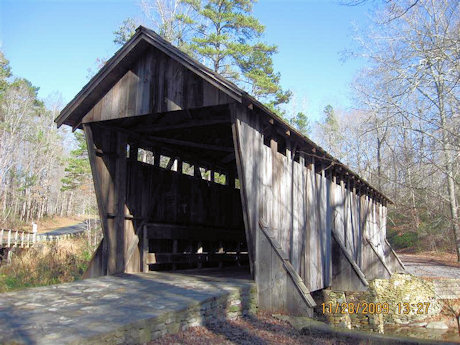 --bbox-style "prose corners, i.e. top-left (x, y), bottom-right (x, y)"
top-left (0, 236), bottom-right (92, 292)
top-left (389, 231), bottom-right (419, 250)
